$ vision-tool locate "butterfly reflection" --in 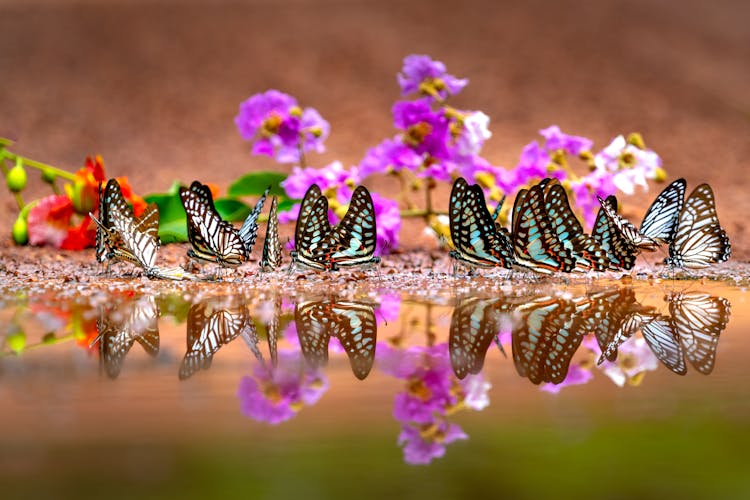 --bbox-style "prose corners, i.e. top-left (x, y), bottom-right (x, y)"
top-left (179, 296), bottom-right (249, 380)
top-left (447, 288), bottom-right (731, 384)
top-left (94, 295), bottom-right (160, 379)
top-left (295, 299), bottom-right (377, 380)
